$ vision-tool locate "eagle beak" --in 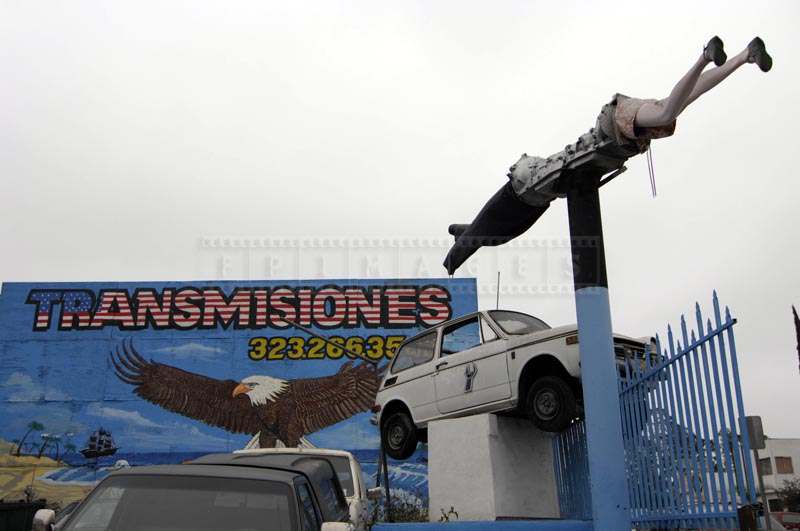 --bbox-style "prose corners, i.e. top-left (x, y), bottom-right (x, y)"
top-left (232, 383), bottom-right (250, 398)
